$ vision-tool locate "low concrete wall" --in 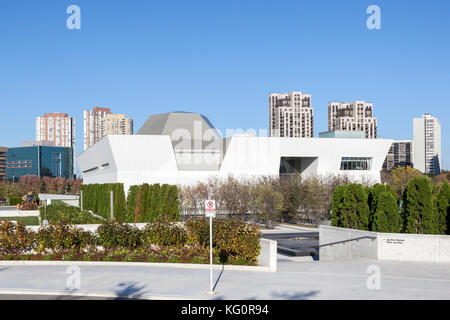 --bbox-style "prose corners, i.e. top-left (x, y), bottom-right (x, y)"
top-left (0, 209), bottom-right (40, 218)
top-left (377, 233), bottom-right (450, 262)
top-left (27, 223), bottom-right (148, 233)
top-left (38, 194), bottom-right (79, 200)
top-left (38, 194), bottom-right (80, 208)
top-left (319, 226), bottom-right (377, 261)
top-left (320, 225), bottom-right (450, 263)
top-left (257, 238), bottom-right (277, 272)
